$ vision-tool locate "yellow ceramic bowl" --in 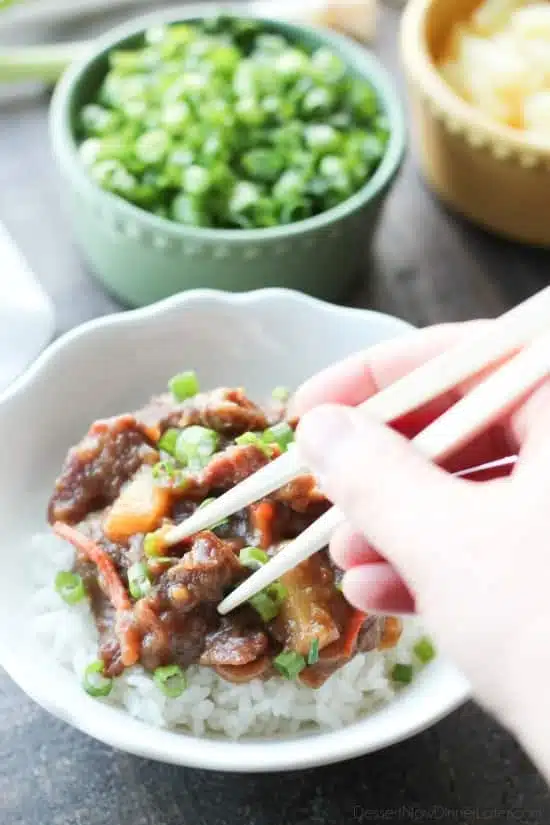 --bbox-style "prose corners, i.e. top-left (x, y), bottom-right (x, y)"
top-left (401, 0), bottom-right (550, 247)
